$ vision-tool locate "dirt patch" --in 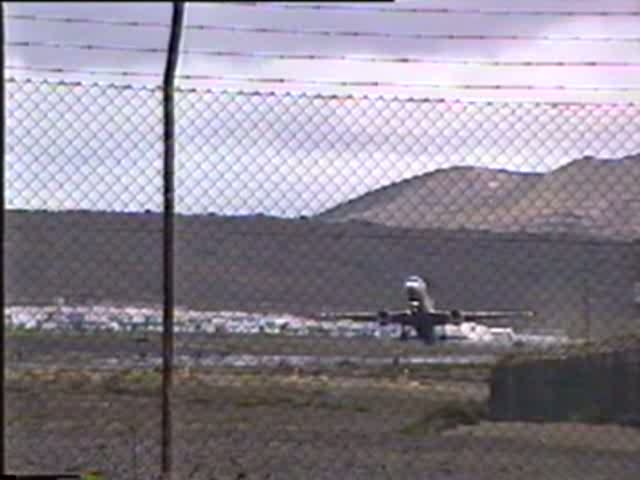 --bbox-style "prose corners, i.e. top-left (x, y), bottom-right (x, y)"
top-left (400, 400), bottom-right (488, 435)
top-left (6, 333), bottom-right (640, 479)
